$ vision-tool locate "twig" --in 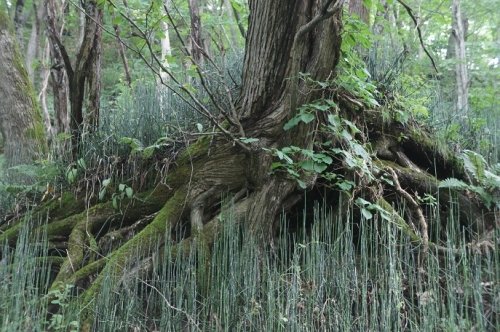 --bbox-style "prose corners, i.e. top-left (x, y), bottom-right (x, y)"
top-left (396, 0), bottom-right (439, 73)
